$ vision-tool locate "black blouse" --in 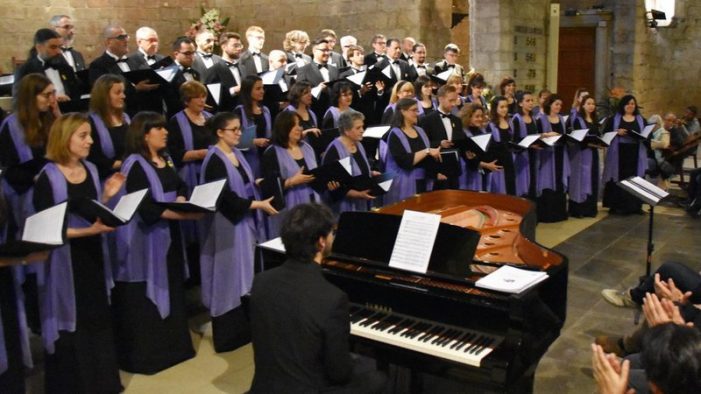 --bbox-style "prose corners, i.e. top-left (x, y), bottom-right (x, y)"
top-left (87, 119), bottom-right (128, 179)
top-left (126, 159), bottom-right (188, 225)
top-left (202, 153), bottom-right (253, 225)
top-left (388, 129), bottom-right (428, 171)
top-left (167, 116), bottom-right (213, 168)
top-left (0, 123), bottom-right (47, 193)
